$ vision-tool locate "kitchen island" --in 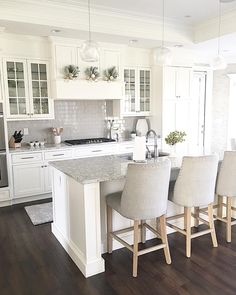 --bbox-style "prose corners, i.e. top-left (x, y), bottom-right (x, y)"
top-left (50, 155), bottom-right (181, 278)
